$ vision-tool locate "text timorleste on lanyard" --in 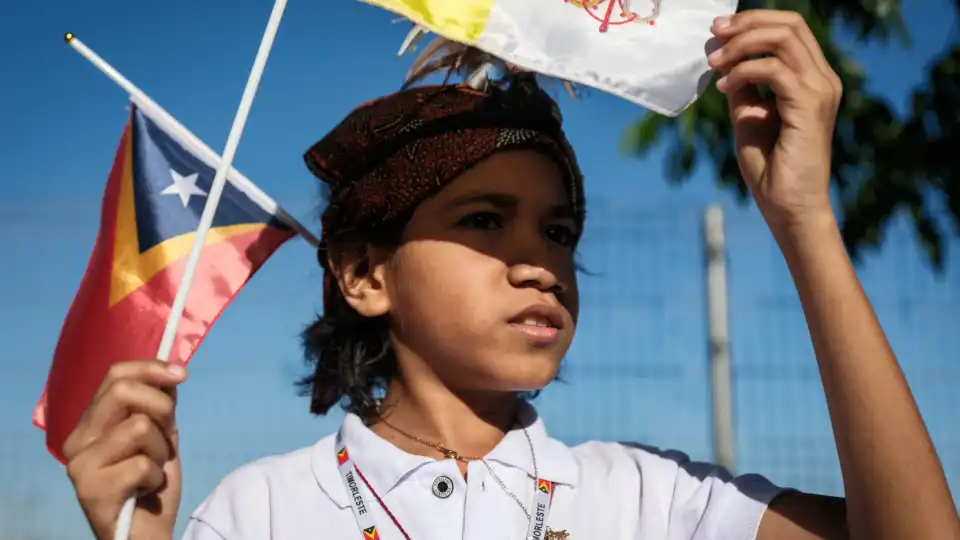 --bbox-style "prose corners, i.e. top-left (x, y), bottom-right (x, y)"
top-left (335, 441), bottom-right (558, 540)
